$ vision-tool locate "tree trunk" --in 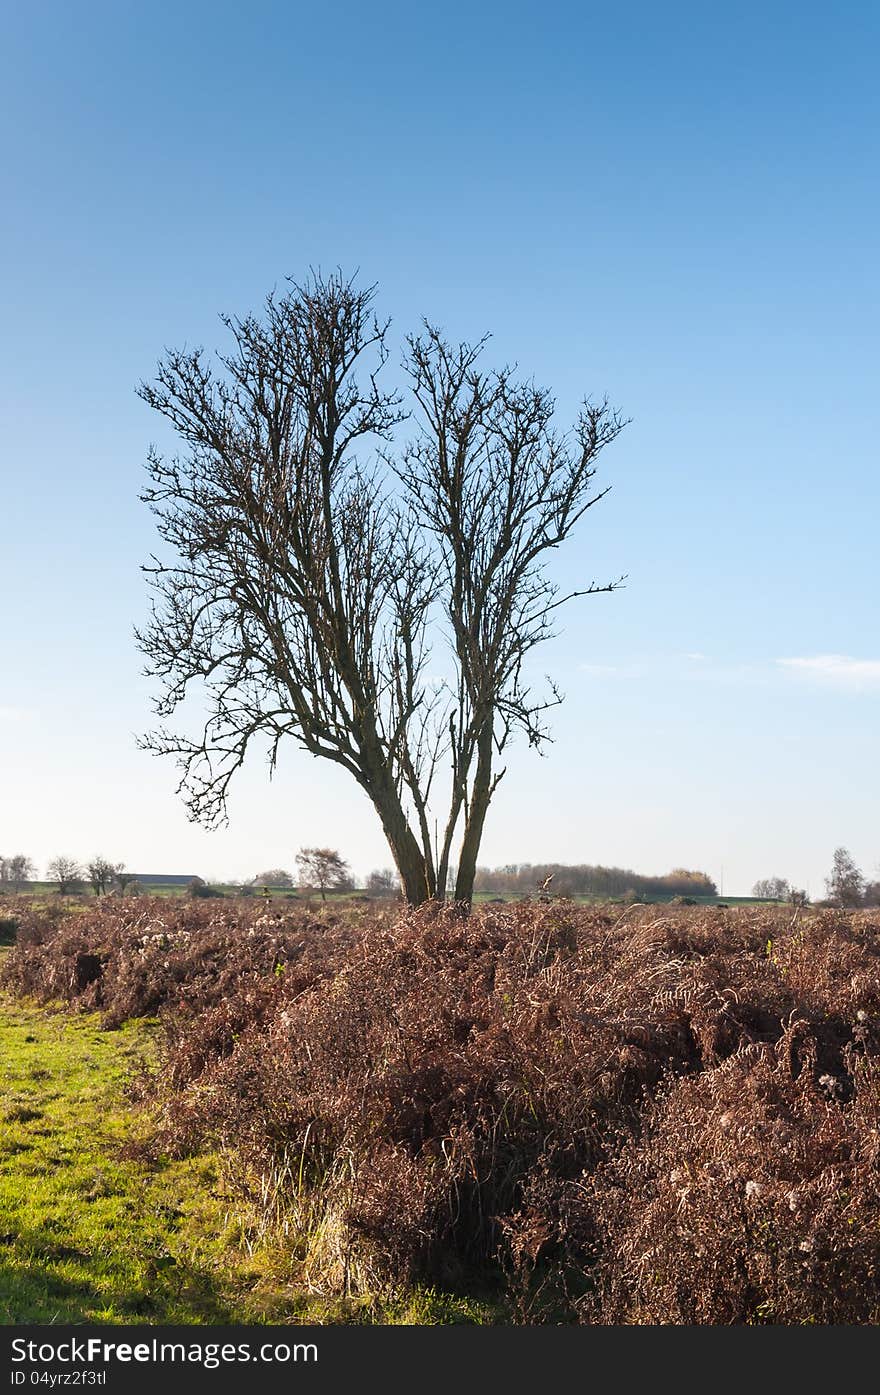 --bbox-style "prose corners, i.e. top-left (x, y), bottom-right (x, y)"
top-left (368, 778), bottom-right (433, 906)
top-left (393, 835), bottom-right (433, 906)
top-left (355, 712), bottom-right (434, 906)
top-left (453, 721), bottom-right (494, 906)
